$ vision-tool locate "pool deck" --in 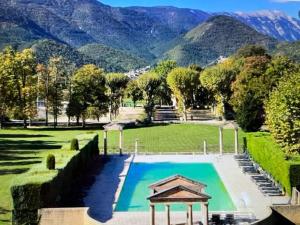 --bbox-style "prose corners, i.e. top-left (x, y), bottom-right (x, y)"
top-left (83, 154), bottom-right (290, 225)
